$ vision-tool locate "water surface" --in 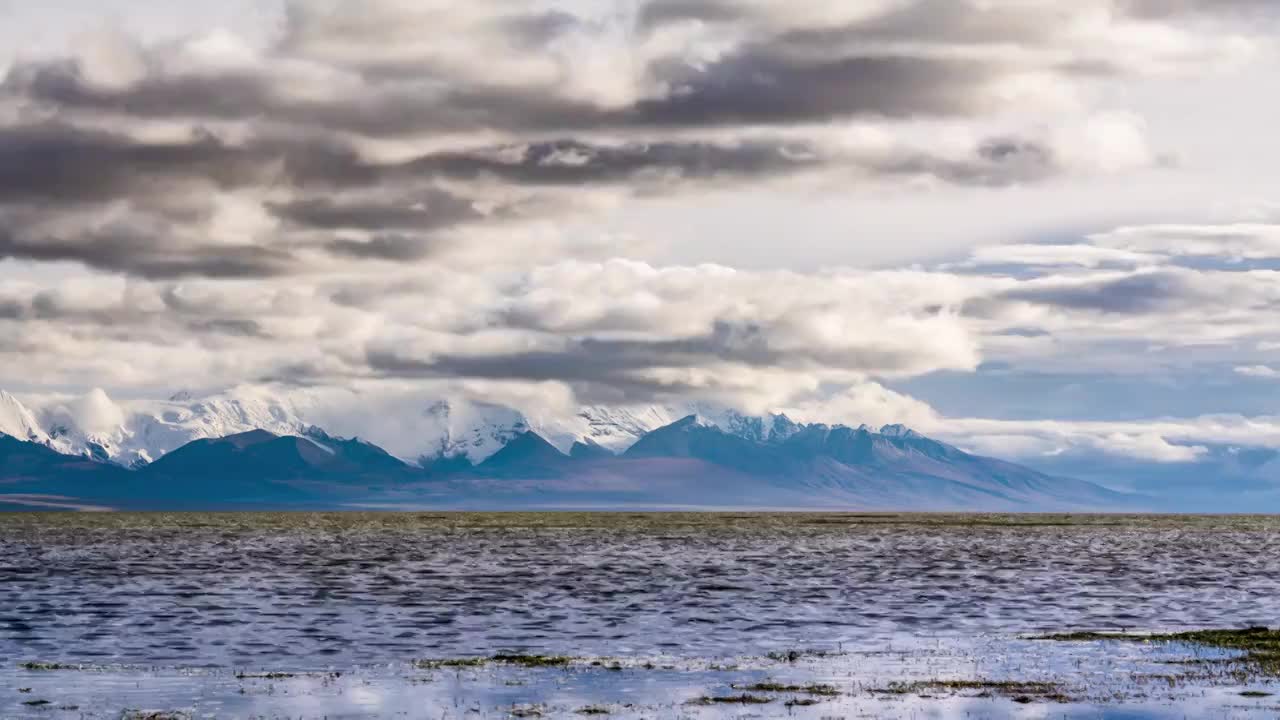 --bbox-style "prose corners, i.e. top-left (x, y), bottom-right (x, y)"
top-left (2, 513), bottom-right (1278, 717)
